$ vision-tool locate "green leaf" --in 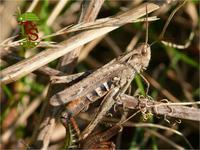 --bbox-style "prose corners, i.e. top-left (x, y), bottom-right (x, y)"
top-left (135, 75), bottom-right (145, 96)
